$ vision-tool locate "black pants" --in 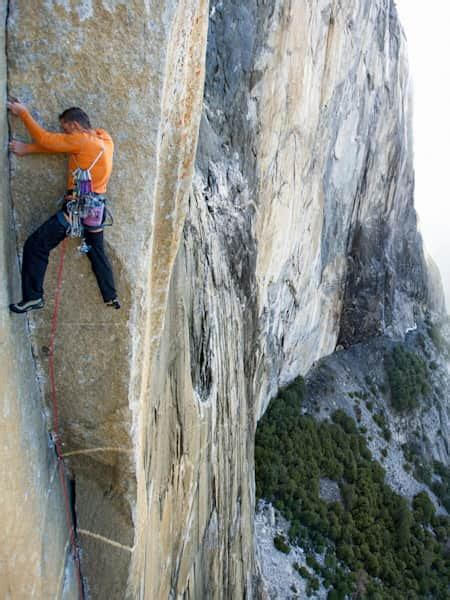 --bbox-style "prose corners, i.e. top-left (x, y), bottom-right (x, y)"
top-left (22, 213), bottom-right (117, 303)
